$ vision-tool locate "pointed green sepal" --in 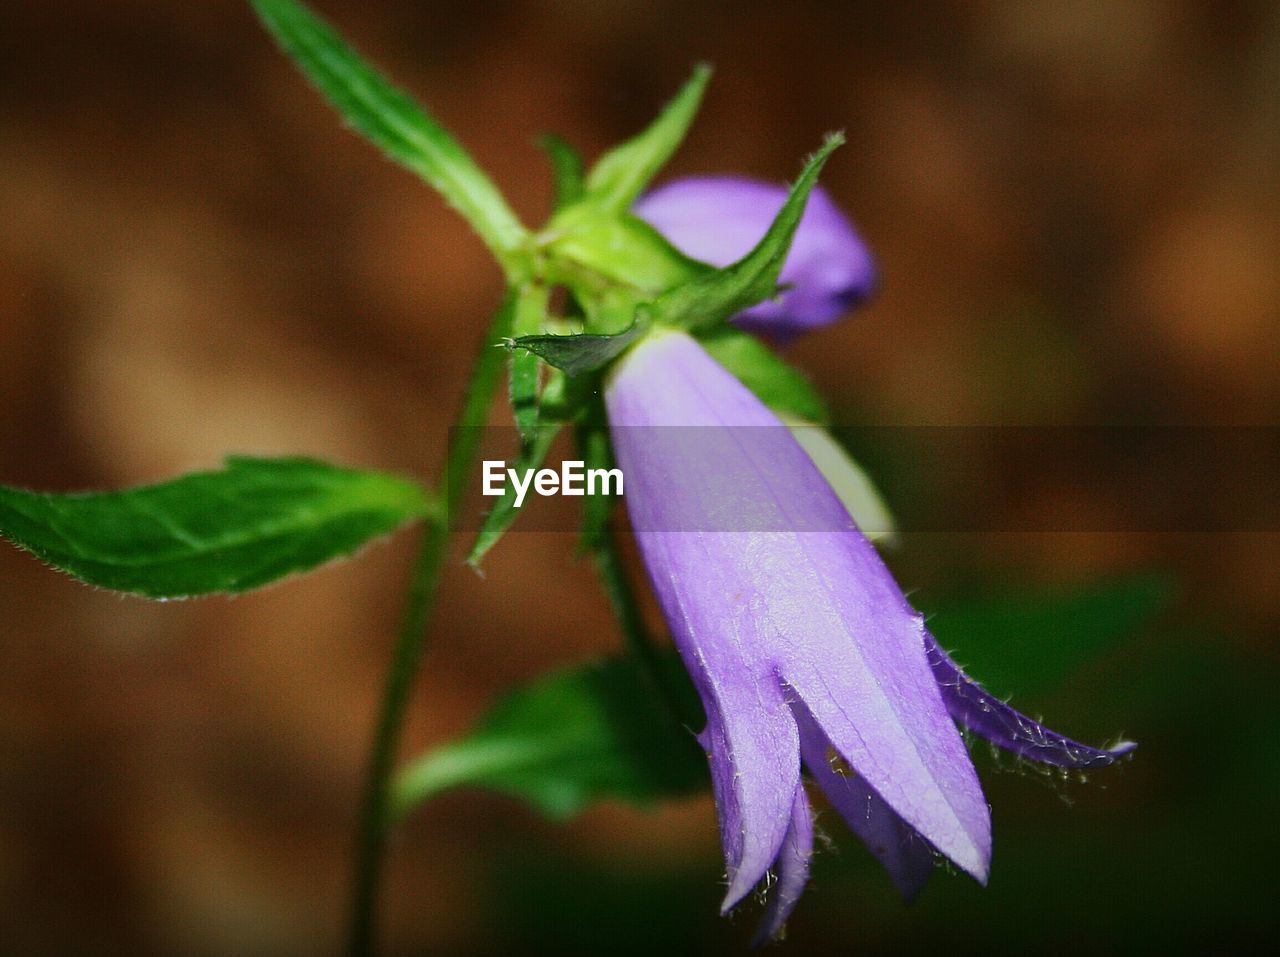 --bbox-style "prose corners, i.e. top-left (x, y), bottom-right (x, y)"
top-left (538, 134), bottom-right (586, 212)
top-left (506, 321), bottom-right (647, 377)
top-left (652, 132), bottom-right (844, 329)
top-left (582, 63), bottom-right (712, 214)
top-left (250, 0), bottom-right (526, 265)
top-left (0, 456), bottom-right (435, 598)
